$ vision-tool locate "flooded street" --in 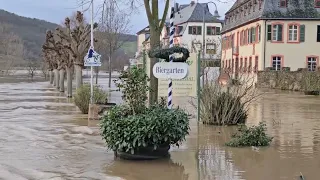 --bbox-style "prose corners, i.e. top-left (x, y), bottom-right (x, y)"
top-left (0, 78), bottom-right (320, 180)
